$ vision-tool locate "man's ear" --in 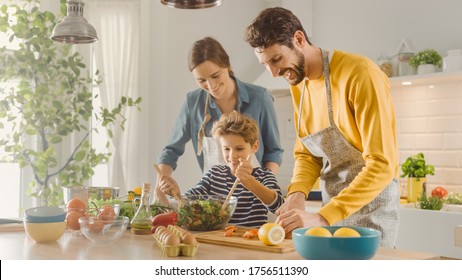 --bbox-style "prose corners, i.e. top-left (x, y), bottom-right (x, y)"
top-left (293, 30), bottom-right (306, 48)
top-left (251, 140), bottom-right (260, 153)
